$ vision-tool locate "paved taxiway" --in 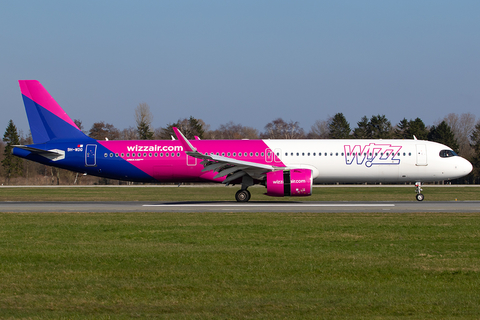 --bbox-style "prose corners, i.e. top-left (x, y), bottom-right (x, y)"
top-left (0, 201), bottom-right (479, 213)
